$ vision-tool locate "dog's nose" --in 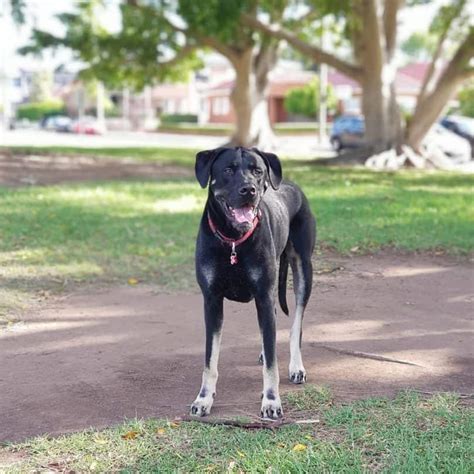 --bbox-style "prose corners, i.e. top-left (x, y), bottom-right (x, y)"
top-left (239, 185), bottom-right (256, 196)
